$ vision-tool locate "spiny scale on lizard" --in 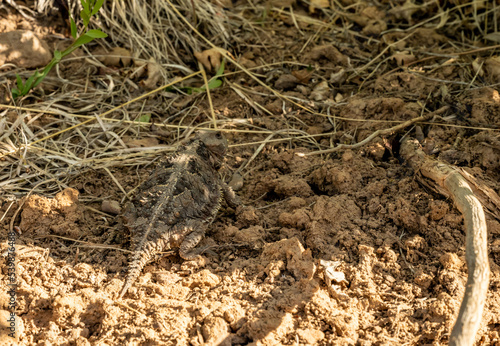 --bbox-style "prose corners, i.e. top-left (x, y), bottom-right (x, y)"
top-left (118, 131), bottom-right (241, 299)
